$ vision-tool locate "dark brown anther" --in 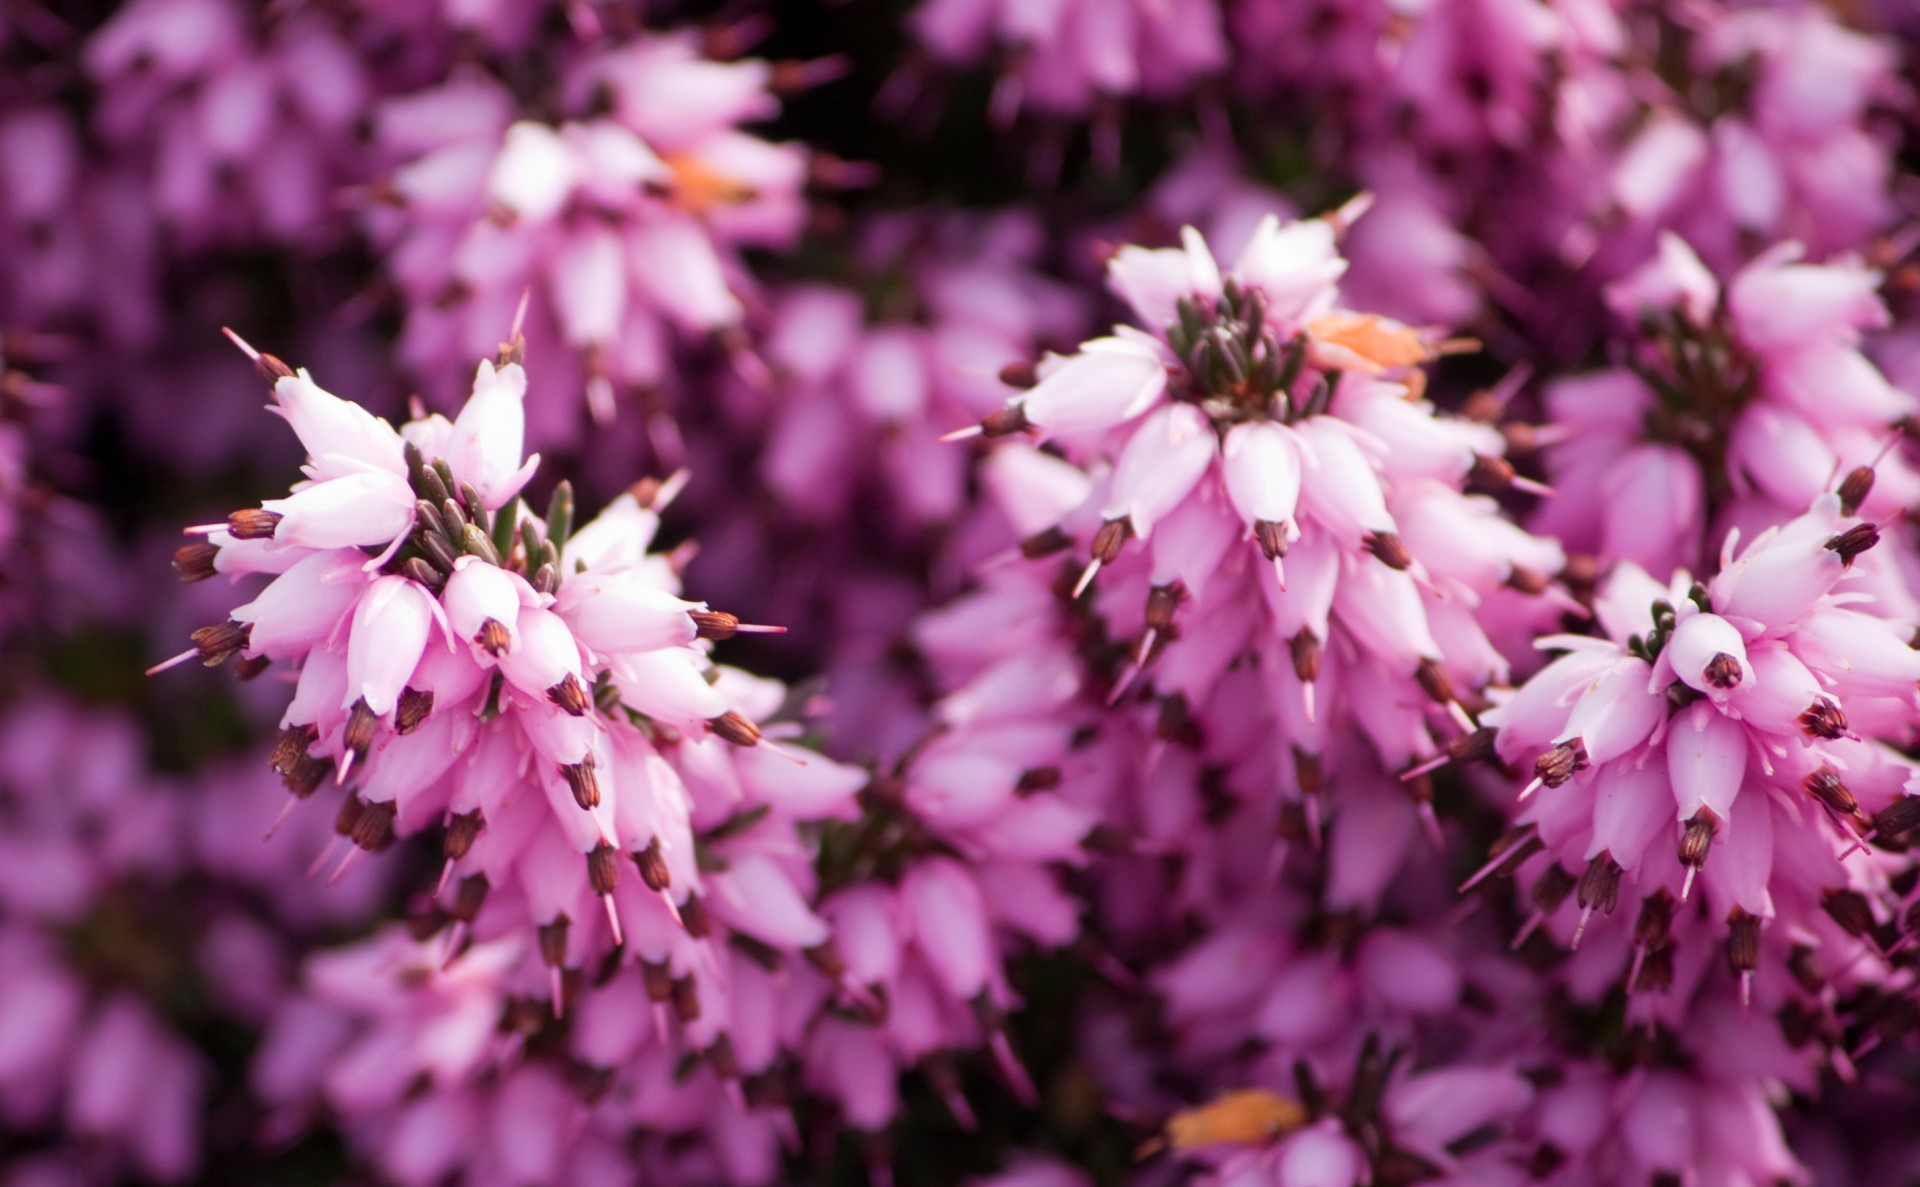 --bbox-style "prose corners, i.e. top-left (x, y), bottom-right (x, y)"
top-left (547, 673), bottom-right (590, 716)
top-left (282, 754), bottom-right (331, 798)
top-left (350, 799), bottom-right (397, 851)
top-left (997, 361), bottom-right (1037, 388)
top-left (1533, 738), bottom-right (1589, 788)
top-left (1824, 522), bottom-right (1880, 567)
top-left (1252, 519), bottom-right (1290, 560)
top-left (690, 610), bottom-right (742, 640)
top-left (476, 618), bottom-right (511, 656)
top-left (1703, 653), bottom-right (1742, 689)
top-left (395, 688), bottom-right (434, 734)
top-left (172, 540), bottom-right (220, 582)
top-left (1276, 801), bottom-right (1309, 846)
top-left (190, 620), bottom-right (252, 666)
top-left (538, 916), bottom-right (570, 967)
top-left (407, 901), bottom-right (448, 942)
top-left (1144, 584), bottom-right (1182, 632)
top-left (1576, 853), bottom-right (1622, 914)
top-left (561, 758), bottom-right (600, 810)
top-left (1365, 530), bottom-right (1413, 570)
top-left (1838, 465), bottom-right (1875, 516)
top-left (1018, 526), bottom-right (1071, 559)
top-left (1803, 765), bottom-right (1859, 816)
top-left (1466, 452), bottom-right (1517, 491)
top-left (1635, 945), bottom-right (1674, 994)
top-left (1822, 889), bottom-right (1875, 937)
top-left (587, 843), bottom-right (622, 897)
top-left (1090, 517), bottom-right (1133, 564)
top-left (1155, 694), bottom-right (1201, 749)
top-left (1679, 807), bottom-right (1720, 870)
top-left (444, 809), bottom-right (485, 861)
top-left (681, 891), bottom-right (712, 939)
top-left (234, 655), bottom-right (271, 681)
top-left (1413, 657), bottom-right (1455, 706)
top-left (1404, 771), bottom-right (1434, 804)
top-left (250, 352), bottom-right (296, 383)
top-left (1486, 827), bottom-right (1543, 881)
top-left (803, 939), bottom-right (847, 980)
top-left (1725, 907), bottom-right (1761, 974)
top-left (496, 334), bottom-right (525, 368)
top-left (1447, 727), bottom-right (1499, 767)
top-left (1778, 1001), bottom-right (1818, 1049)
top-left (226, 508), bottom-right (283, 539)
top-left (1798, 697), bottom-right (1848, 740)
top-left (333, 795), bottom-right (365, 838)
top-left (640, 958), bottom-right (672, 1003)
top-left (343, 699), bottom-right (379, 759)
top-left (1873, 795), bottom-right (1920, 838)
top-left (670, 974), bottom-right (701, 1022)
top-left (1015, 766), bottom-right (1062, 795)
top-left (1293, 746), bottom-right (1323, 795)
top-left (634, 837), bottom-right (671, 890)
top-left (1531, 864), bottom-right (1576, 913)
top-left (1289, 628), bottom-right (1322, 683)
top-left (1634, 889), bottom-right (1676, 949)
top-left (704, 1033), bottom-right (740, 1080)
top-left (980, 405), bottom-right (1032, 438)
top-left (1505, 565), bottom-right (1549, 595)
top-left (269, 725), bottom-right (314, 774)
top-left (707, 710), bottom-right (761, 747)
top-left (443, 868), bottom-right (483, 925)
